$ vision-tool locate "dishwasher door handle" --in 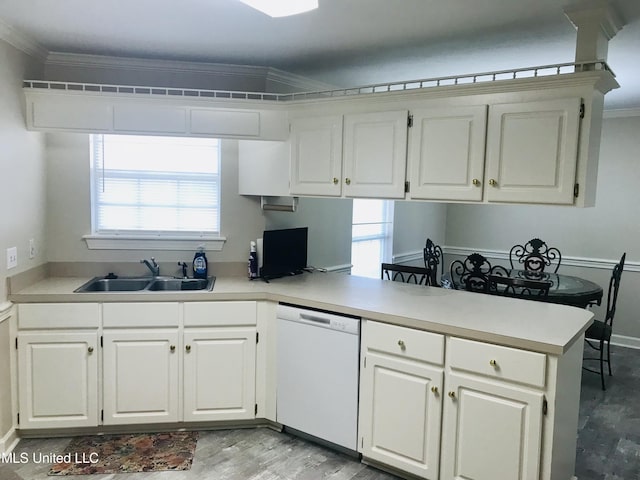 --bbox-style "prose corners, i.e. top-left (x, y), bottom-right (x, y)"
top-left (299, 313), bottom-right (331, 325)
